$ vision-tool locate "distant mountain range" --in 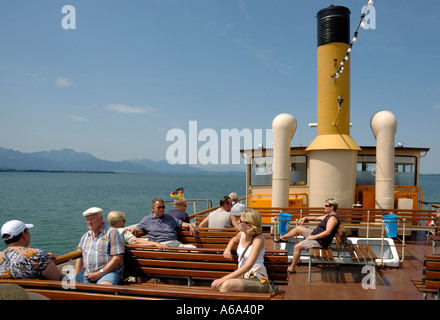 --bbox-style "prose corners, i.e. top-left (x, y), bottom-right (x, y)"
top-left (0, 147), bottom-right (244, 175)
